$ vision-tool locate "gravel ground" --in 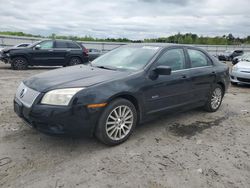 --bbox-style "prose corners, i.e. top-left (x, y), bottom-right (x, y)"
top-left (0, 62), bottom-right (249, 188)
